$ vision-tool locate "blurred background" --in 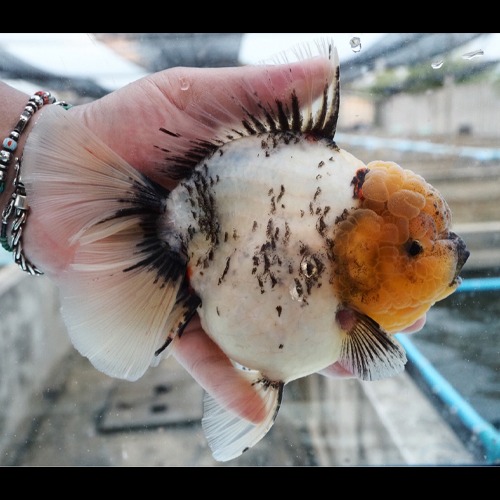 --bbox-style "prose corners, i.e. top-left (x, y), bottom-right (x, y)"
top-left (0, 33), bottom-right (499, 466)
